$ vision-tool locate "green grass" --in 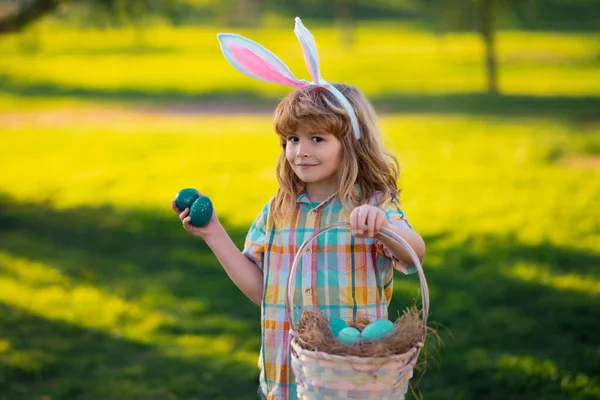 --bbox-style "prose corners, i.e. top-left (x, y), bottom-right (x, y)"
top-left (1, 111), bottom-right (599, 399)
top-left (0, 22), bottom-right (599, 400)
